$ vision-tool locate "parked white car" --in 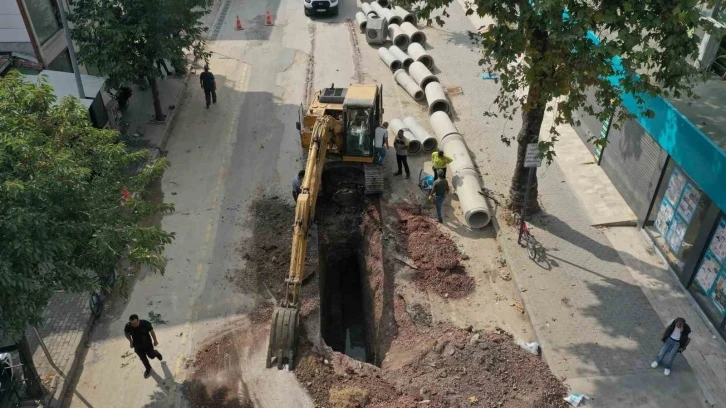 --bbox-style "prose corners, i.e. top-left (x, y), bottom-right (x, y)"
top-left (304, 0), bottom-right (339, 16)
